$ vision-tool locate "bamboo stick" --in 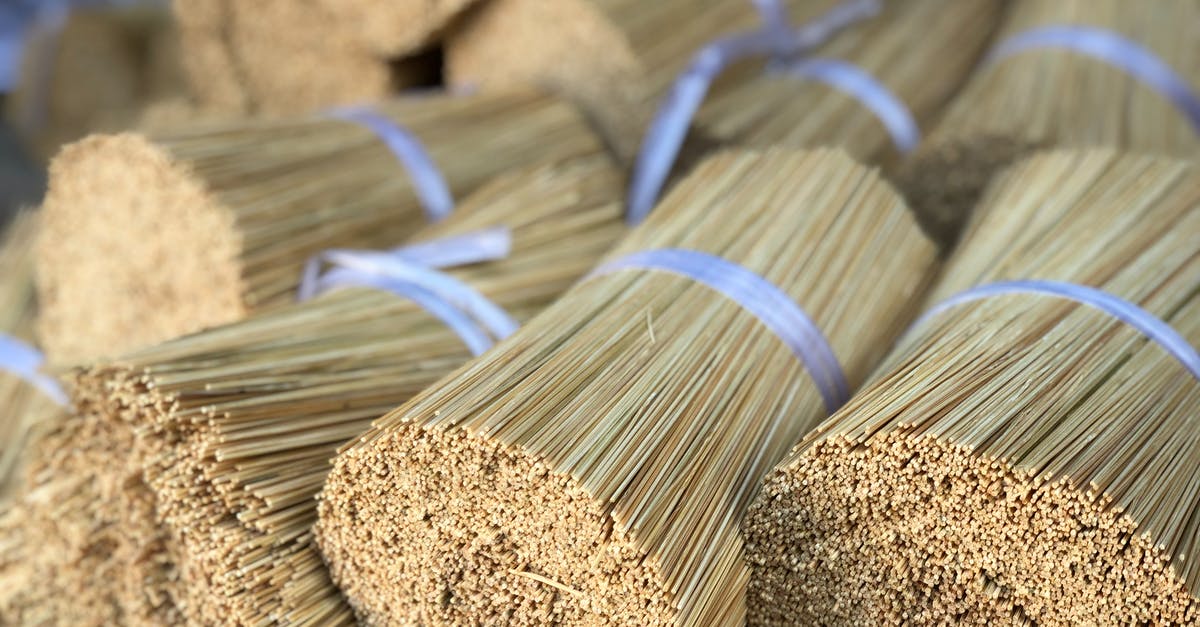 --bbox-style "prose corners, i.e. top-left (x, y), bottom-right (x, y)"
top-left (44, 154), bottom-right (625, 625)
top-left (746, 150), bottom-right (1200, 625)
top-left (36, 89), bottom-right (601, 365)
top-left (316, 148), bottom-right (939, 625)
top-left (898, 0), bottom-right (1200, 246)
